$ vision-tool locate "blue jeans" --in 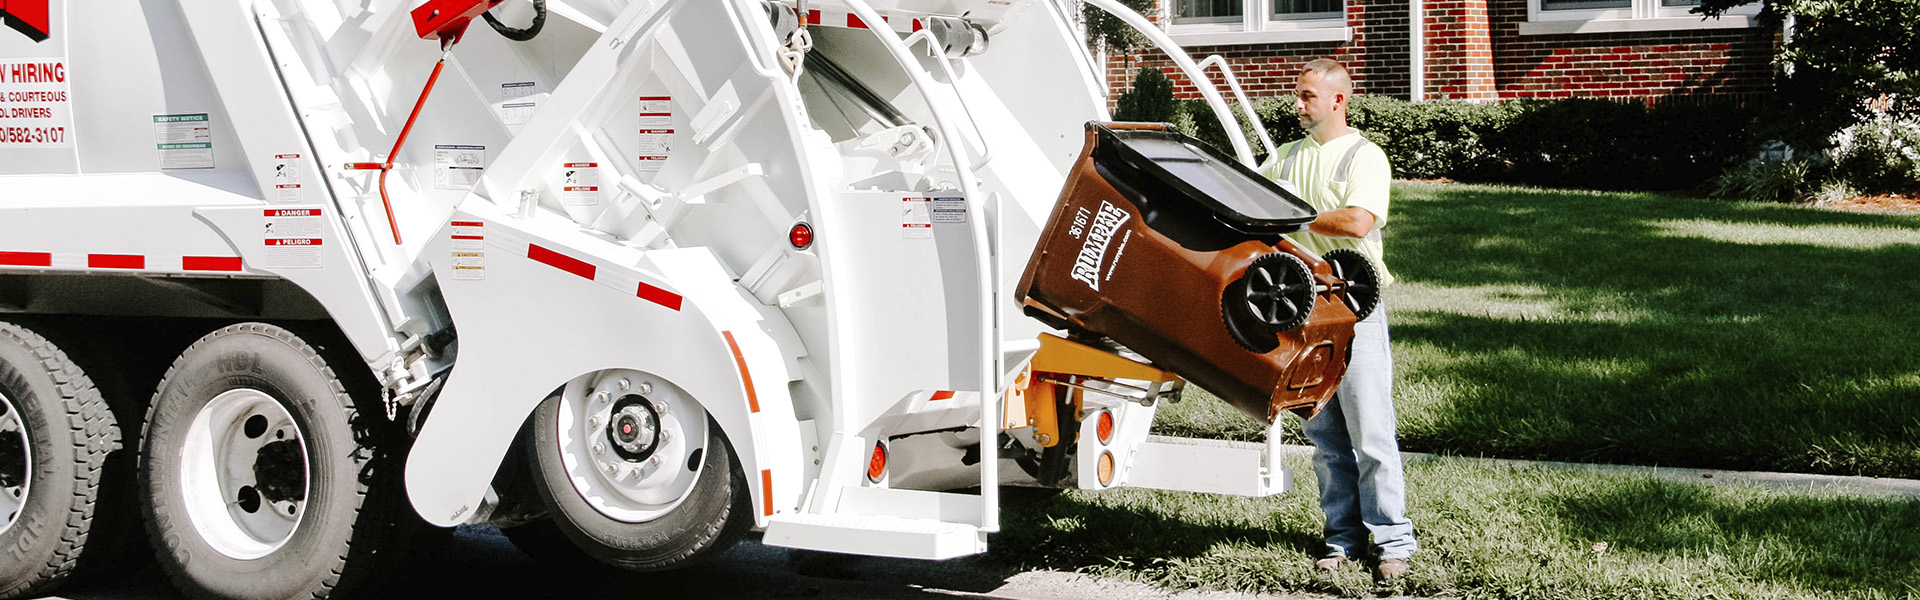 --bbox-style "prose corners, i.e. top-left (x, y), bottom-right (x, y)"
top-left (1304, 308), bottom-right (1417, 560)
